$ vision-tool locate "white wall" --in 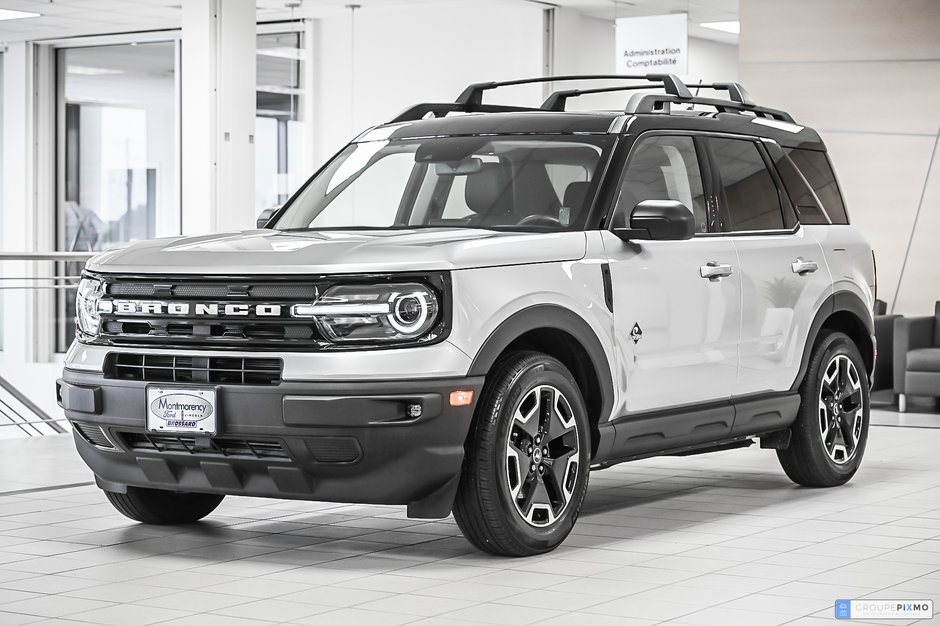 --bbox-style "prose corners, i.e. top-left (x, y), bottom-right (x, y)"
top-left (312, 1), bottom-right (545, 165)
top-left (552, 9), bottom-right (739, 112)
top-left (740, 0), bottom-right (940, 316)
